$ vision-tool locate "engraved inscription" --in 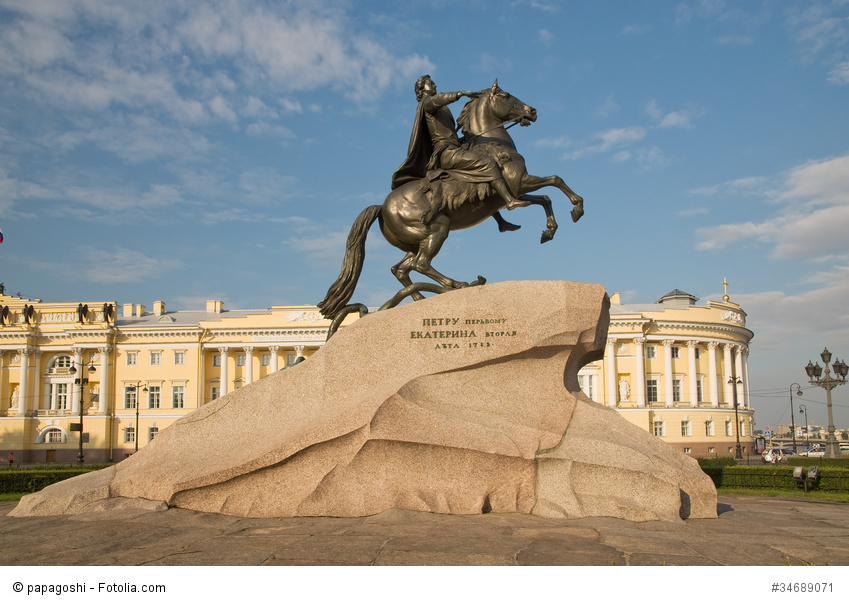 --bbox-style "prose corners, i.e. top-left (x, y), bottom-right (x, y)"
top-left (410, 316), bottom-right (518, 350)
